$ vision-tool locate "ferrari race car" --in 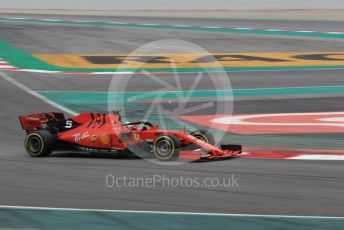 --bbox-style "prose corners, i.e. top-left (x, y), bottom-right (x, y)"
top-left (19, 112), bottom-right (241, 161)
